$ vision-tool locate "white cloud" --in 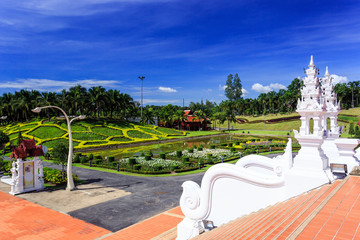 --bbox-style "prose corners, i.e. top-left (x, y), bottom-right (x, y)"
top-left (242, 88), bottom-right (249, 97)
top-left (219, 84), bottom-right (226, 90)
top-left (0, 78), bottom-right (120, 91)
top-left (251, 83), bottom-right (286, 93)
top-left (3, 0), bottom-right (175, 17)
top-left (251, 83), bottom-right (272, 93)
top-left (331, 74), bottom-right (348, 84)
top-left (269, 83), bottom-right (286, 90)
top-left (158, 86), bottom-right (177, 93)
